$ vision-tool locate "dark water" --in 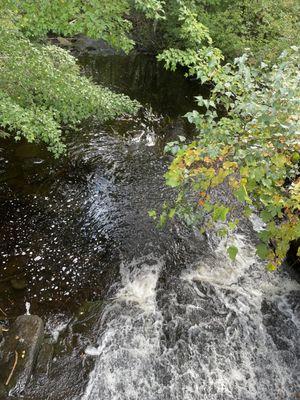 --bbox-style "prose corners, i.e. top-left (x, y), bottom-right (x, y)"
top-left (0, 53), bottom-right (299, 400)
top-left (0, 53), bottom-right (201, 317)
top-left (79, 53), bottom-right (201, 117)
